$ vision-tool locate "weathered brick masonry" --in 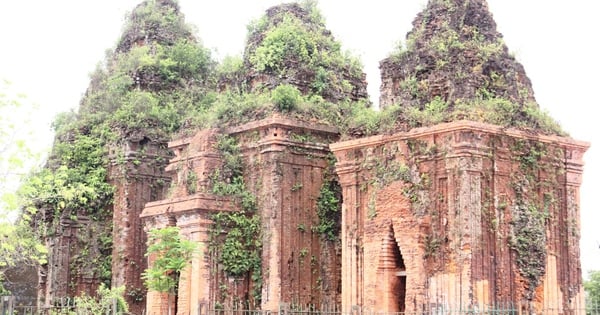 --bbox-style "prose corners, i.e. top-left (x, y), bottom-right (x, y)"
top-left (142, 116), bottom-right (342, 314)
top-left (331, 121), bottom-right (588, 313)
top-left (34, 0), bottom-right (591, 314)
top-left (141, 118), bottom-right (588, 314)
